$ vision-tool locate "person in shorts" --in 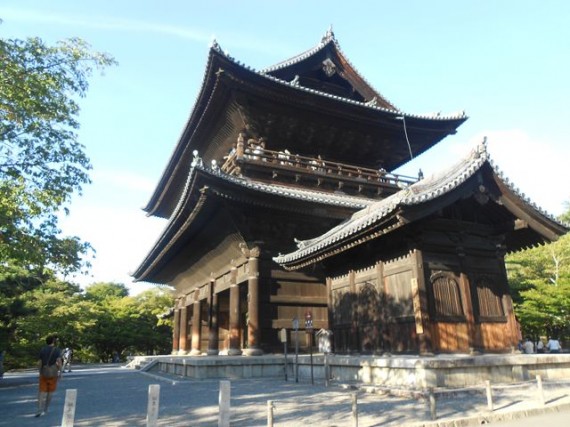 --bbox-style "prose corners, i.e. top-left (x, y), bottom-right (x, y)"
top-left (36, 335), bottom-right (62, 417)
